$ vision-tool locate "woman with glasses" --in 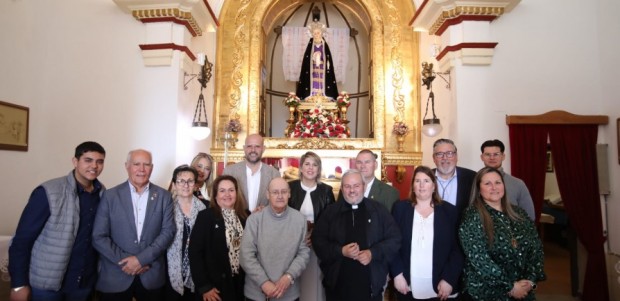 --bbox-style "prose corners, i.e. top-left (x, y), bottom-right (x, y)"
top-left (459, 167), bottom-right (544, 301)
top-left (190, 152), bottom-right (214, 207)
top-left (189, 175), bottom-right (248, 301)
top-left (389, 166), bottom-right (463, 301)
top-left (166, 165), bottom-right (207, 301)
top-left (288, 151), bottom-right (336, 301)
